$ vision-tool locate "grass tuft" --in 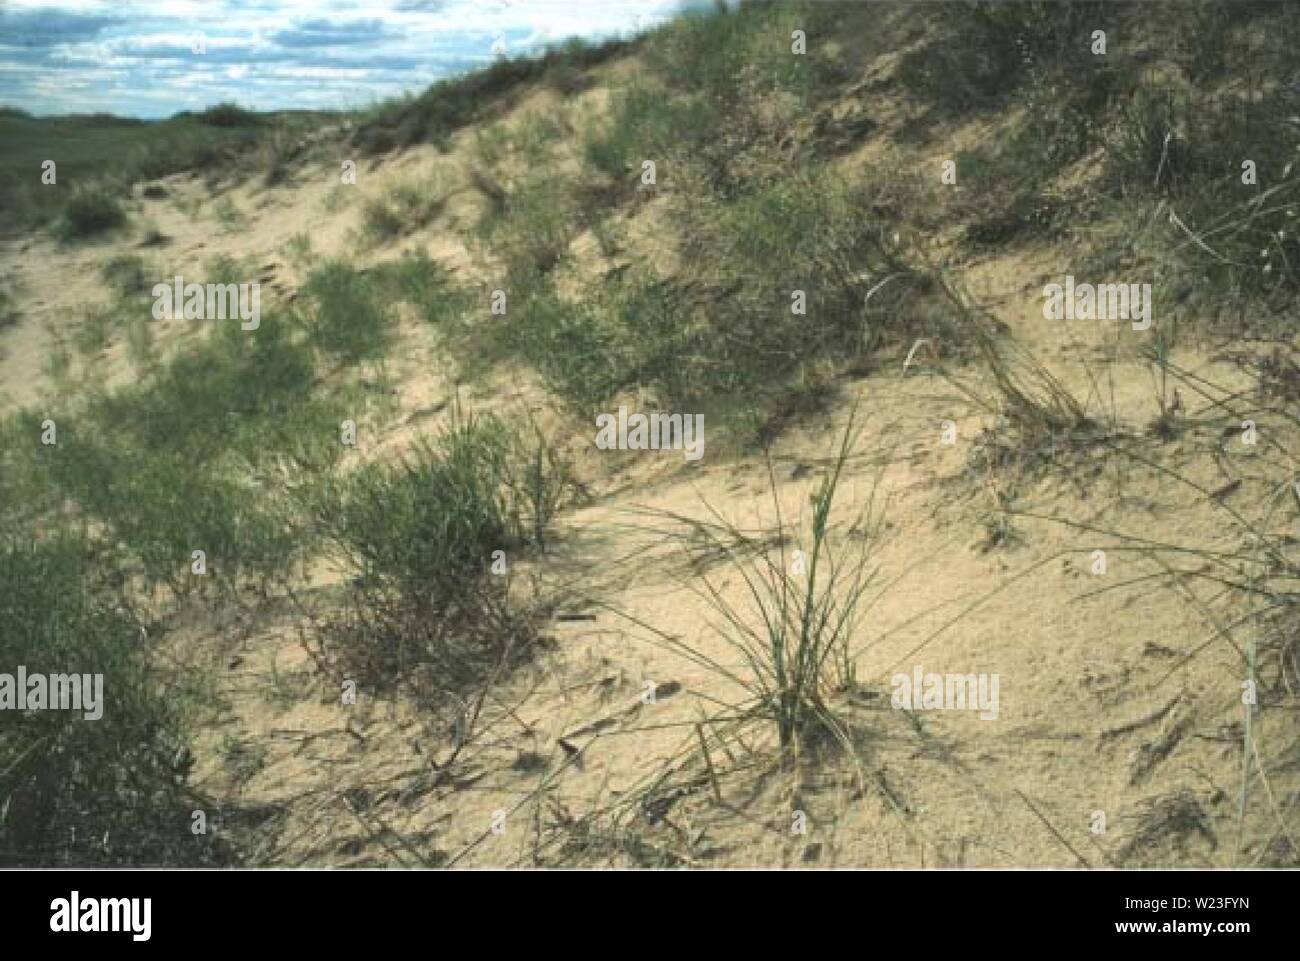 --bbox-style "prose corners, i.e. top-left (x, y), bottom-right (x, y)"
top-left (58, 185), bottom-right (127, 240)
